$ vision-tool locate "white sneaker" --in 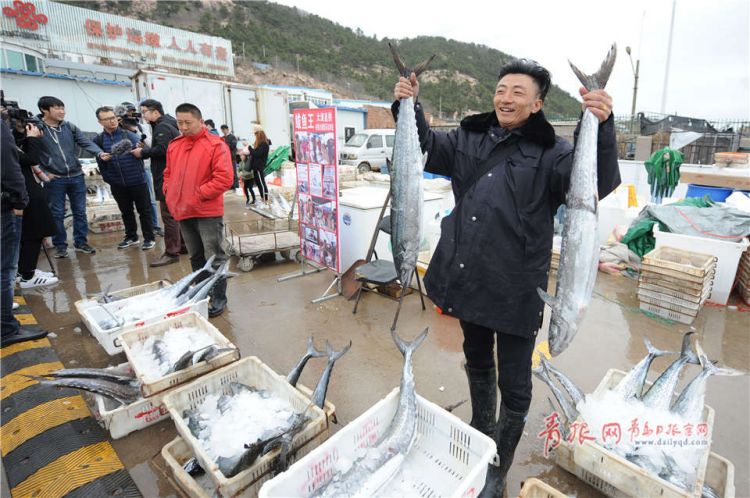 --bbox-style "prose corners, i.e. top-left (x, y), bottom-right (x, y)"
top-left (34, 269), bottom-right (55, 278)
top-left (19, 274), bottom-right (59, 289)
top-left (12, 302), bottom-right (19, 310)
